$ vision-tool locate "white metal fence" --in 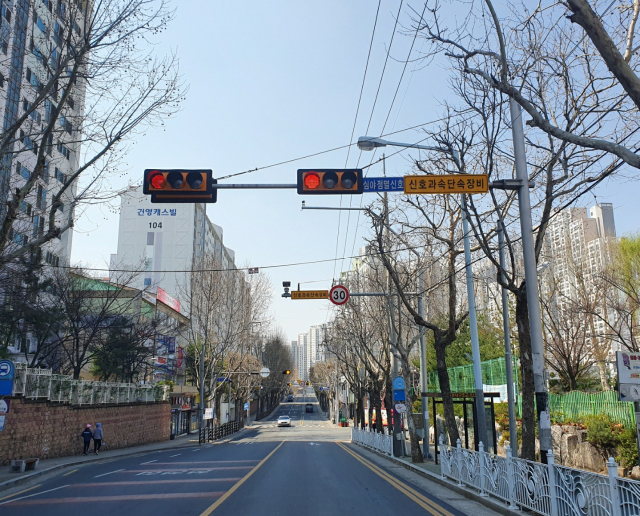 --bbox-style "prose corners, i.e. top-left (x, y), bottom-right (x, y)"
top-left (351, 427), bottom-right (393, 456)
top-left (440, 437), bottom-right (640, 516)
top-left (12, 366), bottom-right (169, 405)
